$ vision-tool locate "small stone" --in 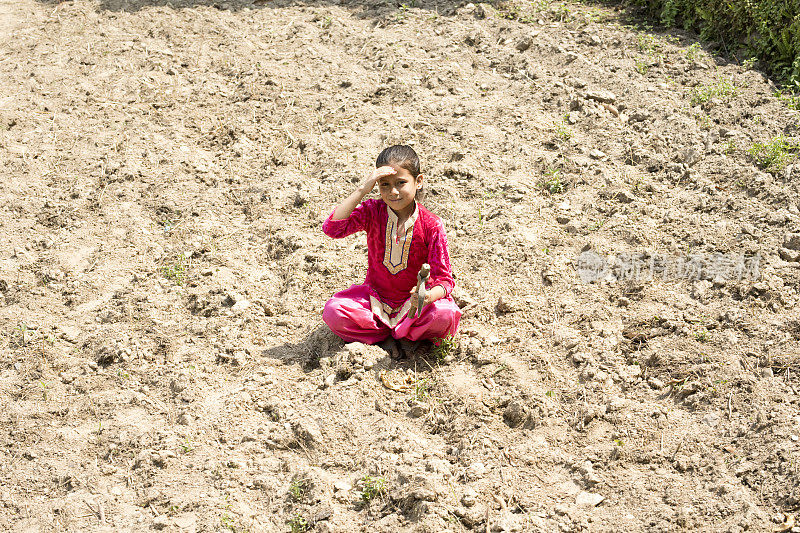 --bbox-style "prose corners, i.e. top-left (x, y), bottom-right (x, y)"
top-left (333, 480), bottom-right (351, 492)
top-left (585, 89), bottom-right (616, 103)
top-left (515, 37), bottom-right (532, 52)
top-left (679, 148), bottom-right (702, 167)
top-left (223, 292), bottom-right (245, 306)
top-left (647, 377), bottom-right (664, 389)
top-left (603, 103), bottom-right (619, 117)
top-left (293, 189), bottom-right (310, 207)
top-left (783, 233), bottom-right (800, 251)
top-left (566, 111), bottom-right (580, 124)
top-left (467, 462), bottom-right (487, 480)
top-left (153, 515), bottom-right (170, 530)
top-left (702, 412), bottom-right (721, 427)
top-left (292, 418), bottom-right (323, 444)
top-left (461, 487), bottom-right (478, 507)
top-left (452, 287), bottom-right (477, 308)
top-left (177, 412), bottom-right (192, 426)
top-left (59, 326), bottom-right (81, 343)
top-left (503, 401), bottom-right (530, 428)
top-left (484, 336), bottom-right (502, 346)
top-left (408, 400), bottom-right (429, 418)
top-left (173, 513), bottom-right (197, 529)
top-left (231, 350), bottom-right (247, 366)
top-left (761, 368), bottom-right (774, 378)
top-left (780, 248), bottom-right (800, 262)
top-left (575, 491), bottom-right (604, 507)
top-left (170, 378), bottom-right (187, 394)
top-left (589, 148), bottom-right (606, 159)
top-left (615, 190), bottom-right (636, 203)
top-left (231, 298), bottom-right (250, 313)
